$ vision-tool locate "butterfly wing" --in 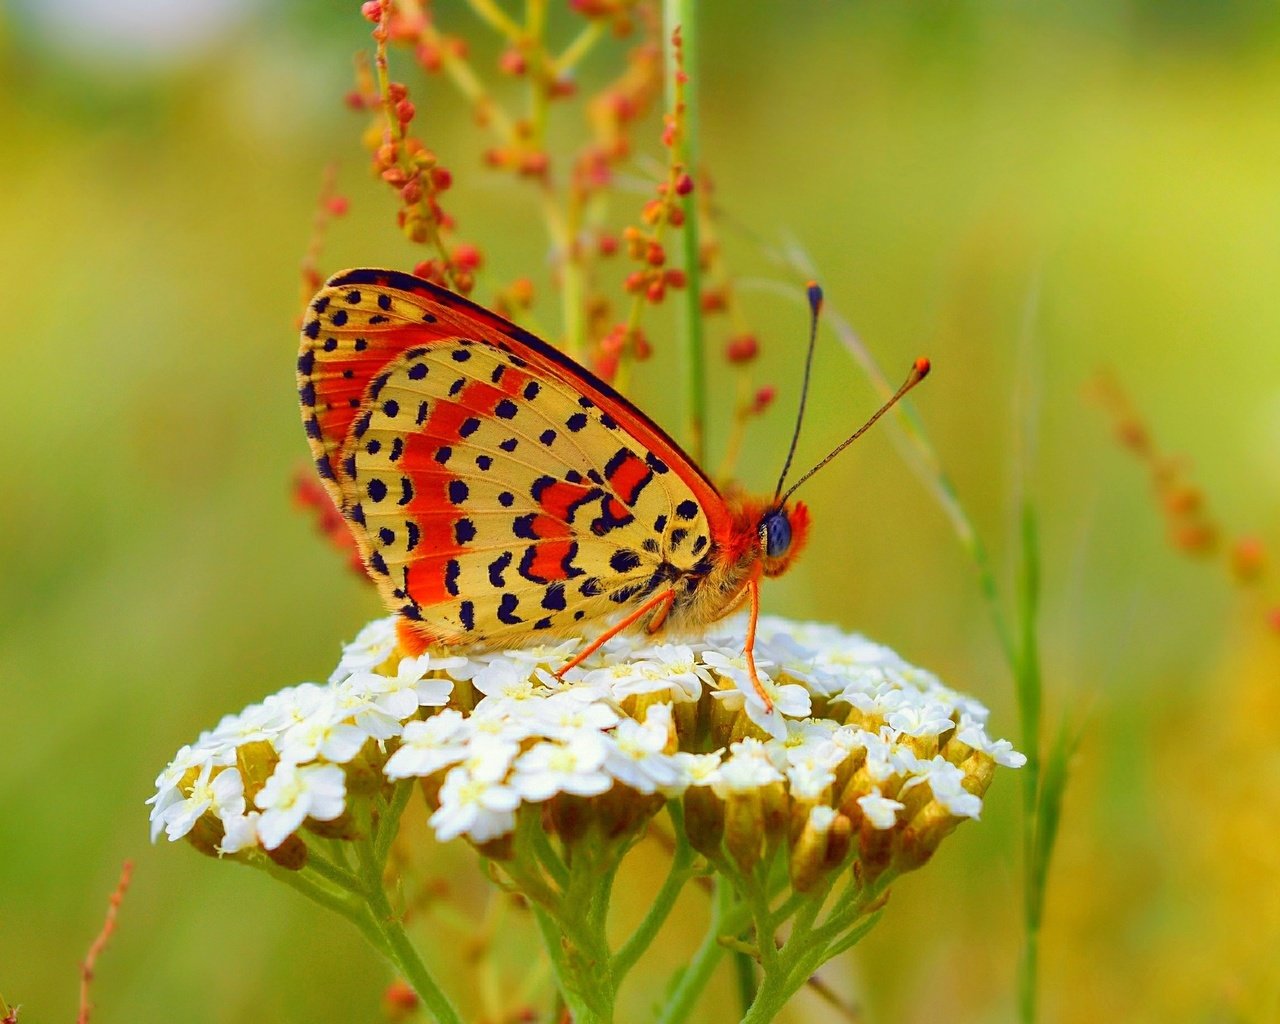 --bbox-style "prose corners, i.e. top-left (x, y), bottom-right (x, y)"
top-left (298, 268), bottom-right (731, 646)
